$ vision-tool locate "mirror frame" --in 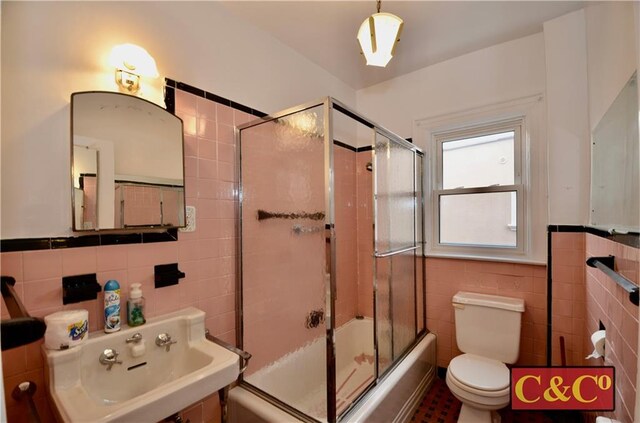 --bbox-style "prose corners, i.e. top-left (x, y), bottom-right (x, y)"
top-left (70, 90), bottom-right (186, 232)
